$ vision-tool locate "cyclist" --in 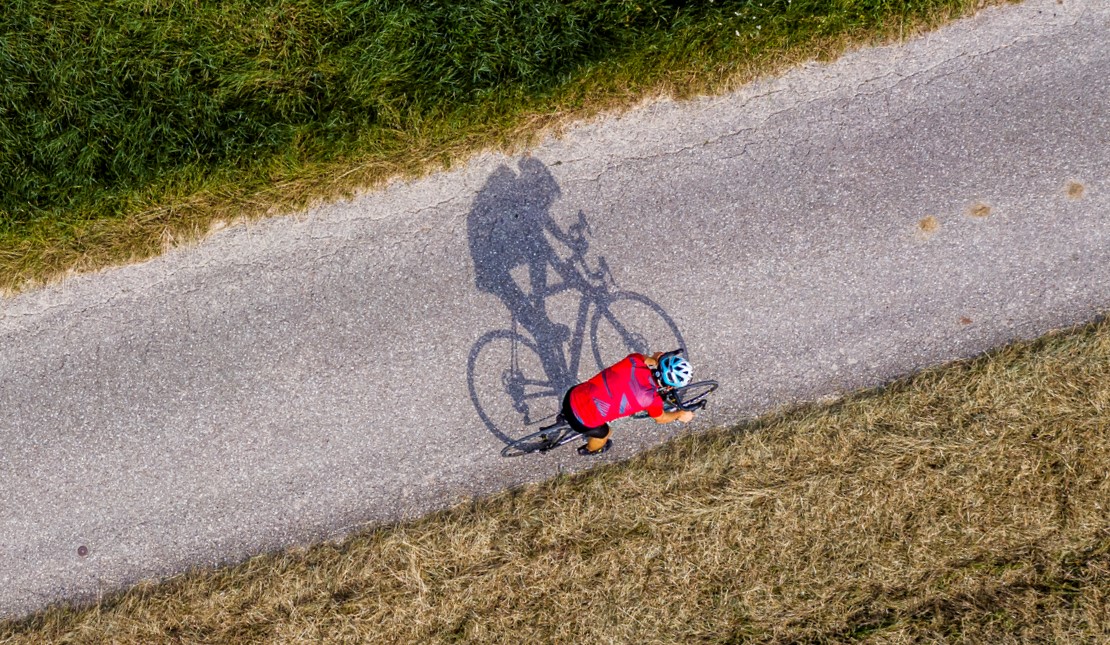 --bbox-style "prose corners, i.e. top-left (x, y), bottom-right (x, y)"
top-left (561, 351), bottom-right (695, 456)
